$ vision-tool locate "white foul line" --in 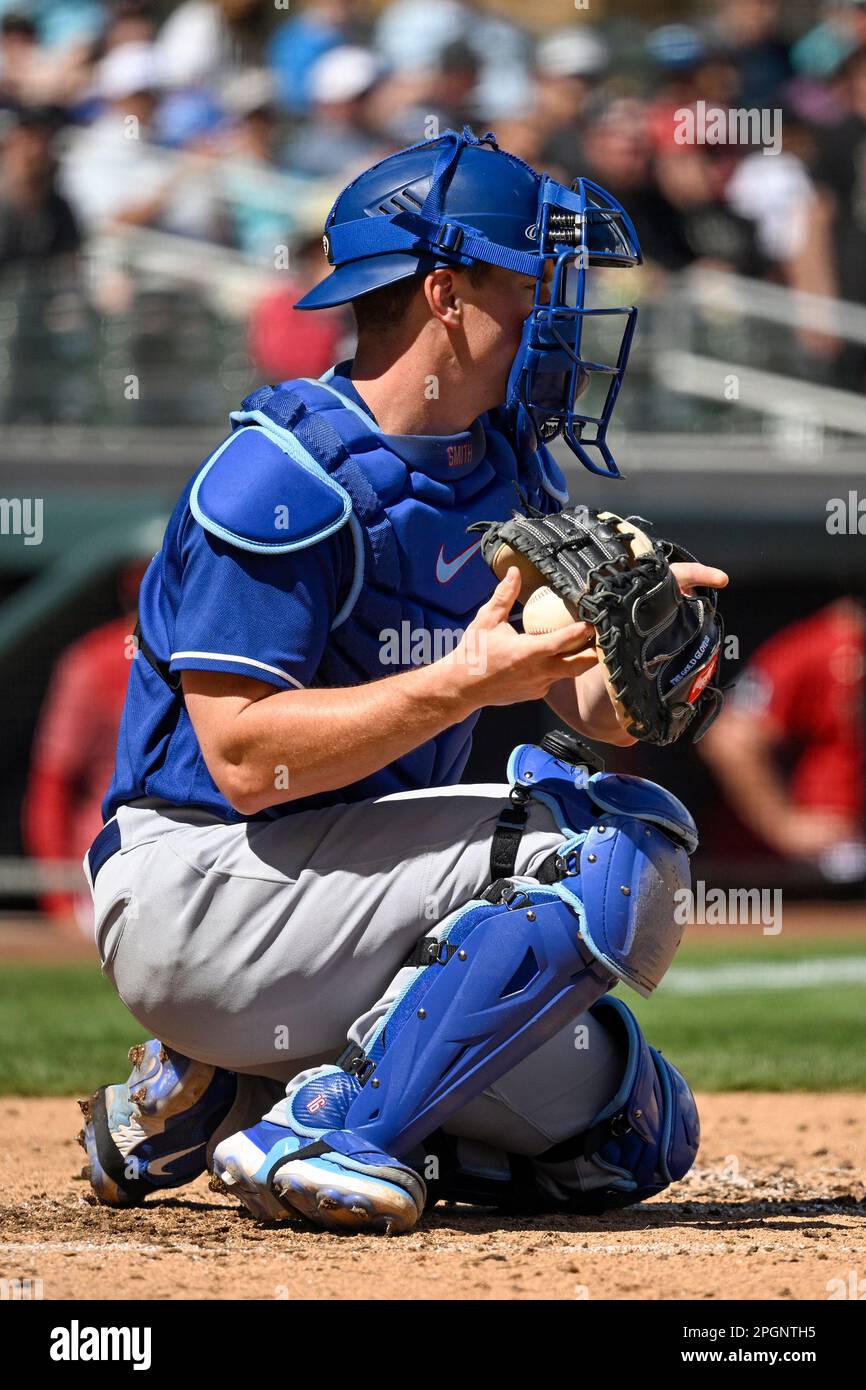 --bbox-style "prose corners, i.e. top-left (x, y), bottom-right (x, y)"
top-left (662, 956), bottom-right (866, 995)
